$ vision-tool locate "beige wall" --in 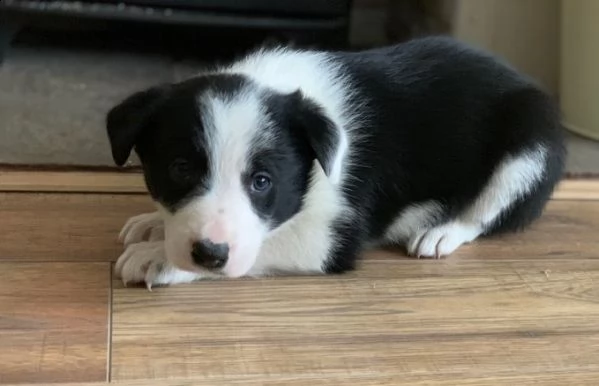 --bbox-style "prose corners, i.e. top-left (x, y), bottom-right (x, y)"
top-left (352, 0), bottom-right (560, 94)
top-left (452, 0), bottom-right (560, 95)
